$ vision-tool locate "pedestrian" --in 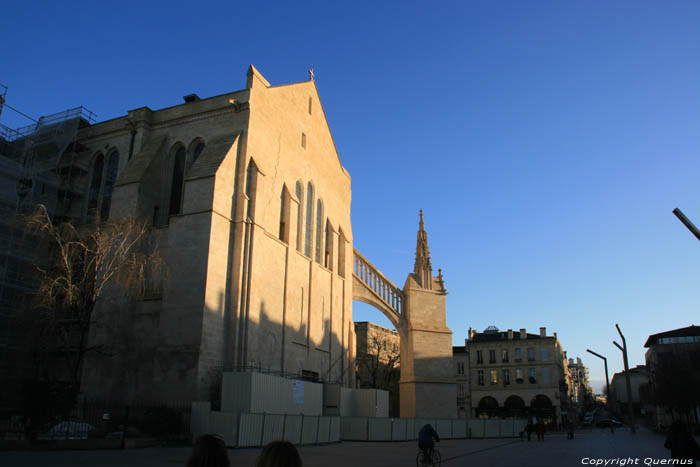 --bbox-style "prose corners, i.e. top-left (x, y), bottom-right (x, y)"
top-left (567, 422), bottom-right (574, 440)
top-left (664, 421), bottom-right (700, 466)
top-left (526, 422), bottom-right (533, 441)
top-left (186, 434), bottom-right (230, 467)
top-left (536, 420), bottom-right (545, 441)
top-left (256, 440), bottom-right (303, 467)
